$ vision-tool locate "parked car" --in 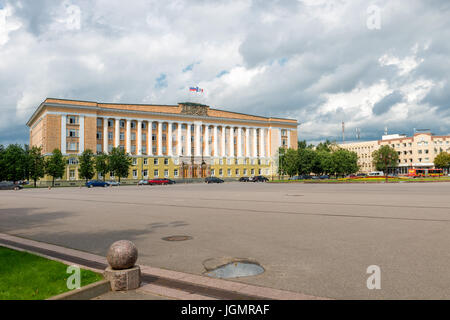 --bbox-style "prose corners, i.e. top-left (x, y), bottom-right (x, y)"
top-left (148, 178), bottom-right (171, 185)
top-left (86, 180), bottom-right (110, 188)
top-left (319, 175), bottom-right (330, 179)
top-left (166, 179), bottom-right (176, 185)
top-left (252, 176), bottom-right (269, 182)
top-left (357, 173), bottom-right (367, 177)
top-left (0, 181), bottom-right (23, 190)
top-left (138, 180), bottom-right (149, 185)
top-left (205, 177), bottom-right (224, 184)
top-left (346, 174), bottom-right (357, 179)
top-left (239, 177), bottom-right (250, 182)
top-left (107, 180), bottom-right (120, 186)
top-left (368, 171), bottom-right (384, 176)
top-left (311, 176), bottom-right (320, 180)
